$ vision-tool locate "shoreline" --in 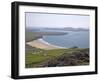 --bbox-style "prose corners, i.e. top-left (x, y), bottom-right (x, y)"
top-left (26, 38), bottom-right (66, 50)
